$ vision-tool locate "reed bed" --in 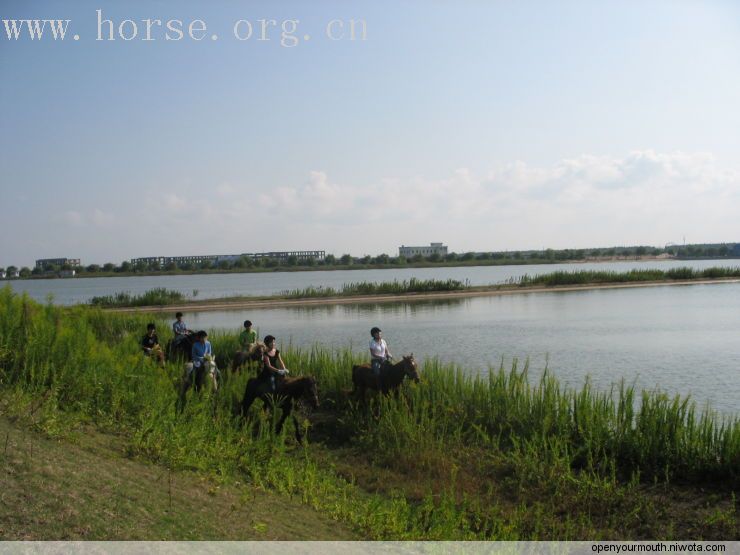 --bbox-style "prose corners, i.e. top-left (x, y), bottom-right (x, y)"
top-left (516, 267), bottom-right (740, 287)
top-left (280, 278), bottom-right (467, 298)
top-left (89, 287), bottom-right (186, 307)
top-left (0, 287), bottom-right (737, 539)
